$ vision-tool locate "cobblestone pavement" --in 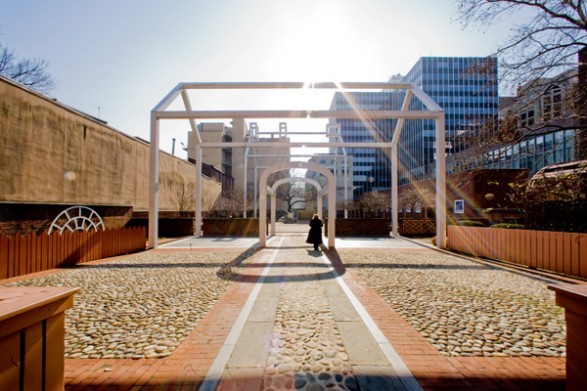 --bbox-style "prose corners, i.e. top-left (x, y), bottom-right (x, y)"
top-left (3, 249), bottom-right (255, 359)
top-left (339, 249), bottom-right (566, 358)
top-left (1, 232), bottom-right (568, 390)
top-left (260, 245), bottom-right (359, 391)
